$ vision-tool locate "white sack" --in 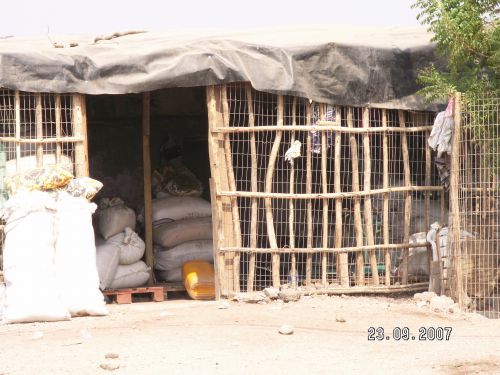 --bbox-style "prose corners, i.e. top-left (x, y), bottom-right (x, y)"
top-left (156, 268), bottom-right (182, 283)
top-left (153, 217), bottom-right (212, 248)
top-left (55, 193), bottom-right (108, 317)
top-left (107, 227), bottom-right (146, 265)
top-left (152, 196), bottom-right (211, 224)
top-left (95, 238), bottom-right (120, 290)
top-left (109, 261), bottom-right (150, 289)
top-left (1, 192), bottom-right (70, 323)
top-left (98, 204), bottom-right (136, 239)
top-left (154, 240), bottom-right (213, 272)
